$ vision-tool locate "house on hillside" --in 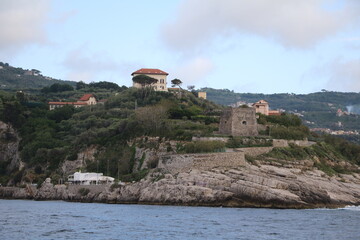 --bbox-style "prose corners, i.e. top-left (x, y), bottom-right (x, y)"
top-left (253, 100), bottom-right (269, 115)
top-left (252, 100), bottom-right (280, 116)
top-left (48, 94), bottom-right (97, 110)
top-left (198, 92), bottom-right (207, 99)
top-left (131, 68), bottom-right (168, 91)
top-left (78, 94), bottom-right (97, 105)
